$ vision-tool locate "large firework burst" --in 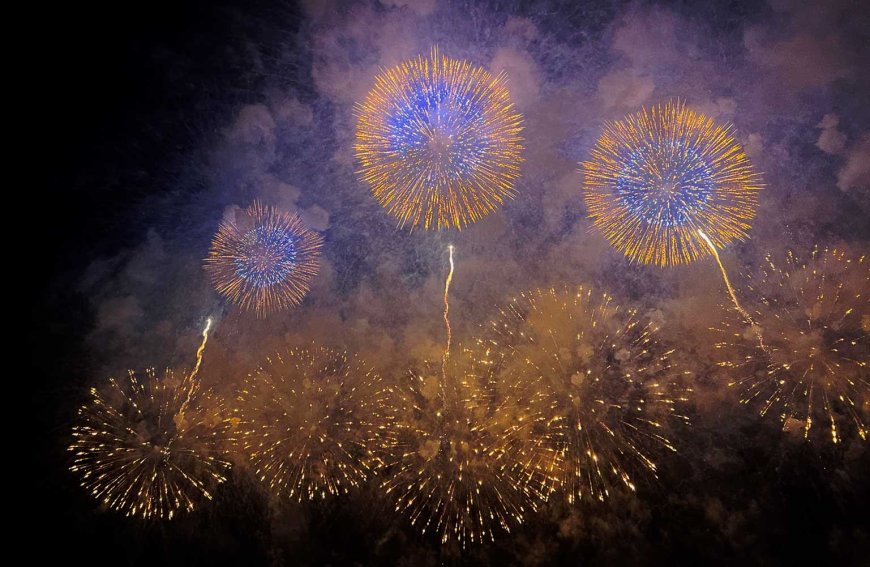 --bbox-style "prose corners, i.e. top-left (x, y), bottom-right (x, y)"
top-left (355, 47), bottom-right (524, 230)
top-left (69, 368), bottom-right (231, 519)
top-left (383, 346), bottom-right (558, 547)
top-left (582, 100), bottom-right (762, 266)
top-left (233, 346), bottom-right (397, 501)
top-left (204, 201), bottom-right (323, 317)
top-left (714, 247), bottom-right (869, 444)
top-left (482, 287), bottom-right (689, 503)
